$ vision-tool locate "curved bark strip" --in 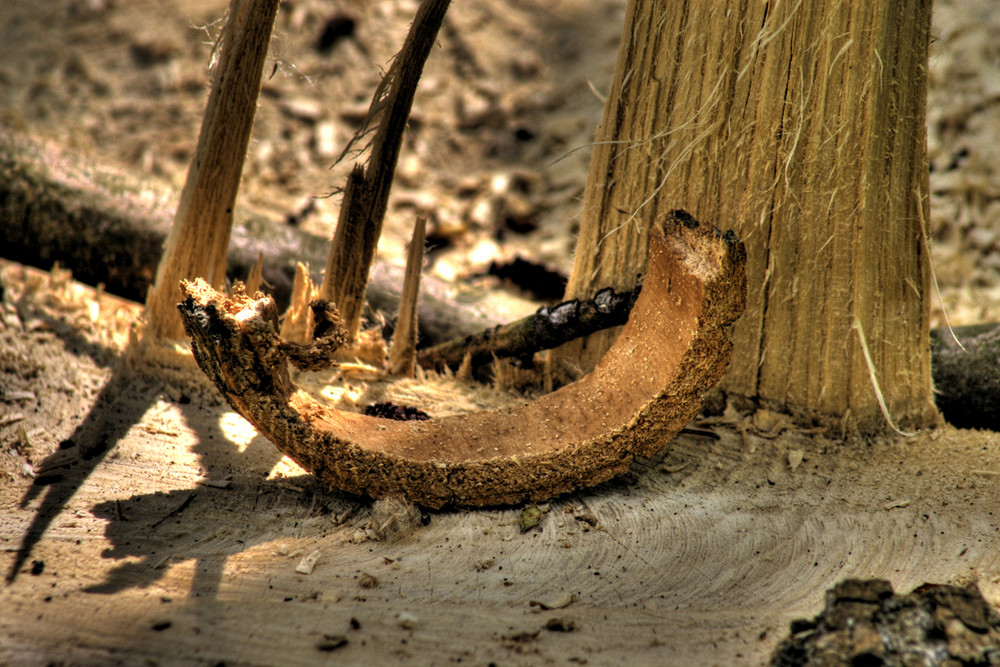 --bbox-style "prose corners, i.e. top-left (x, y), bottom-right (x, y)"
top-left (177, 211), bottom-right (747, 508)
